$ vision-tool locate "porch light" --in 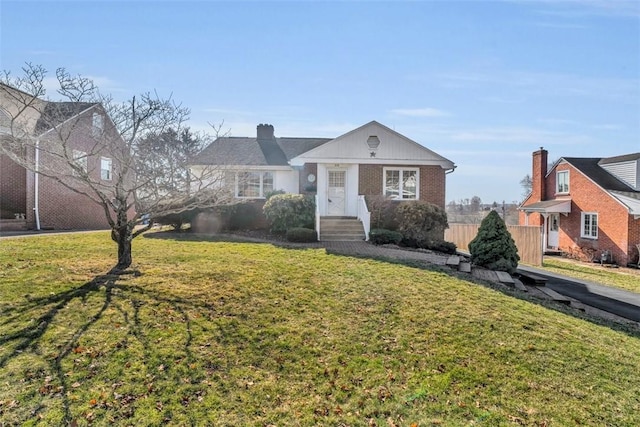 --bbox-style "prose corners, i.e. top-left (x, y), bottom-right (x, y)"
top-left (367, 135), bottom-right (380, 157)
